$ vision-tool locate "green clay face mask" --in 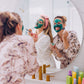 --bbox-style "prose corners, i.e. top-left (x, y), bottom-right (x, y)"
top-left (54, 19), bottom-right (63, 32)
top-left (22, 25), bottom-right (24, 31)
top-left (34, 19), bottom-right (44, 29)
